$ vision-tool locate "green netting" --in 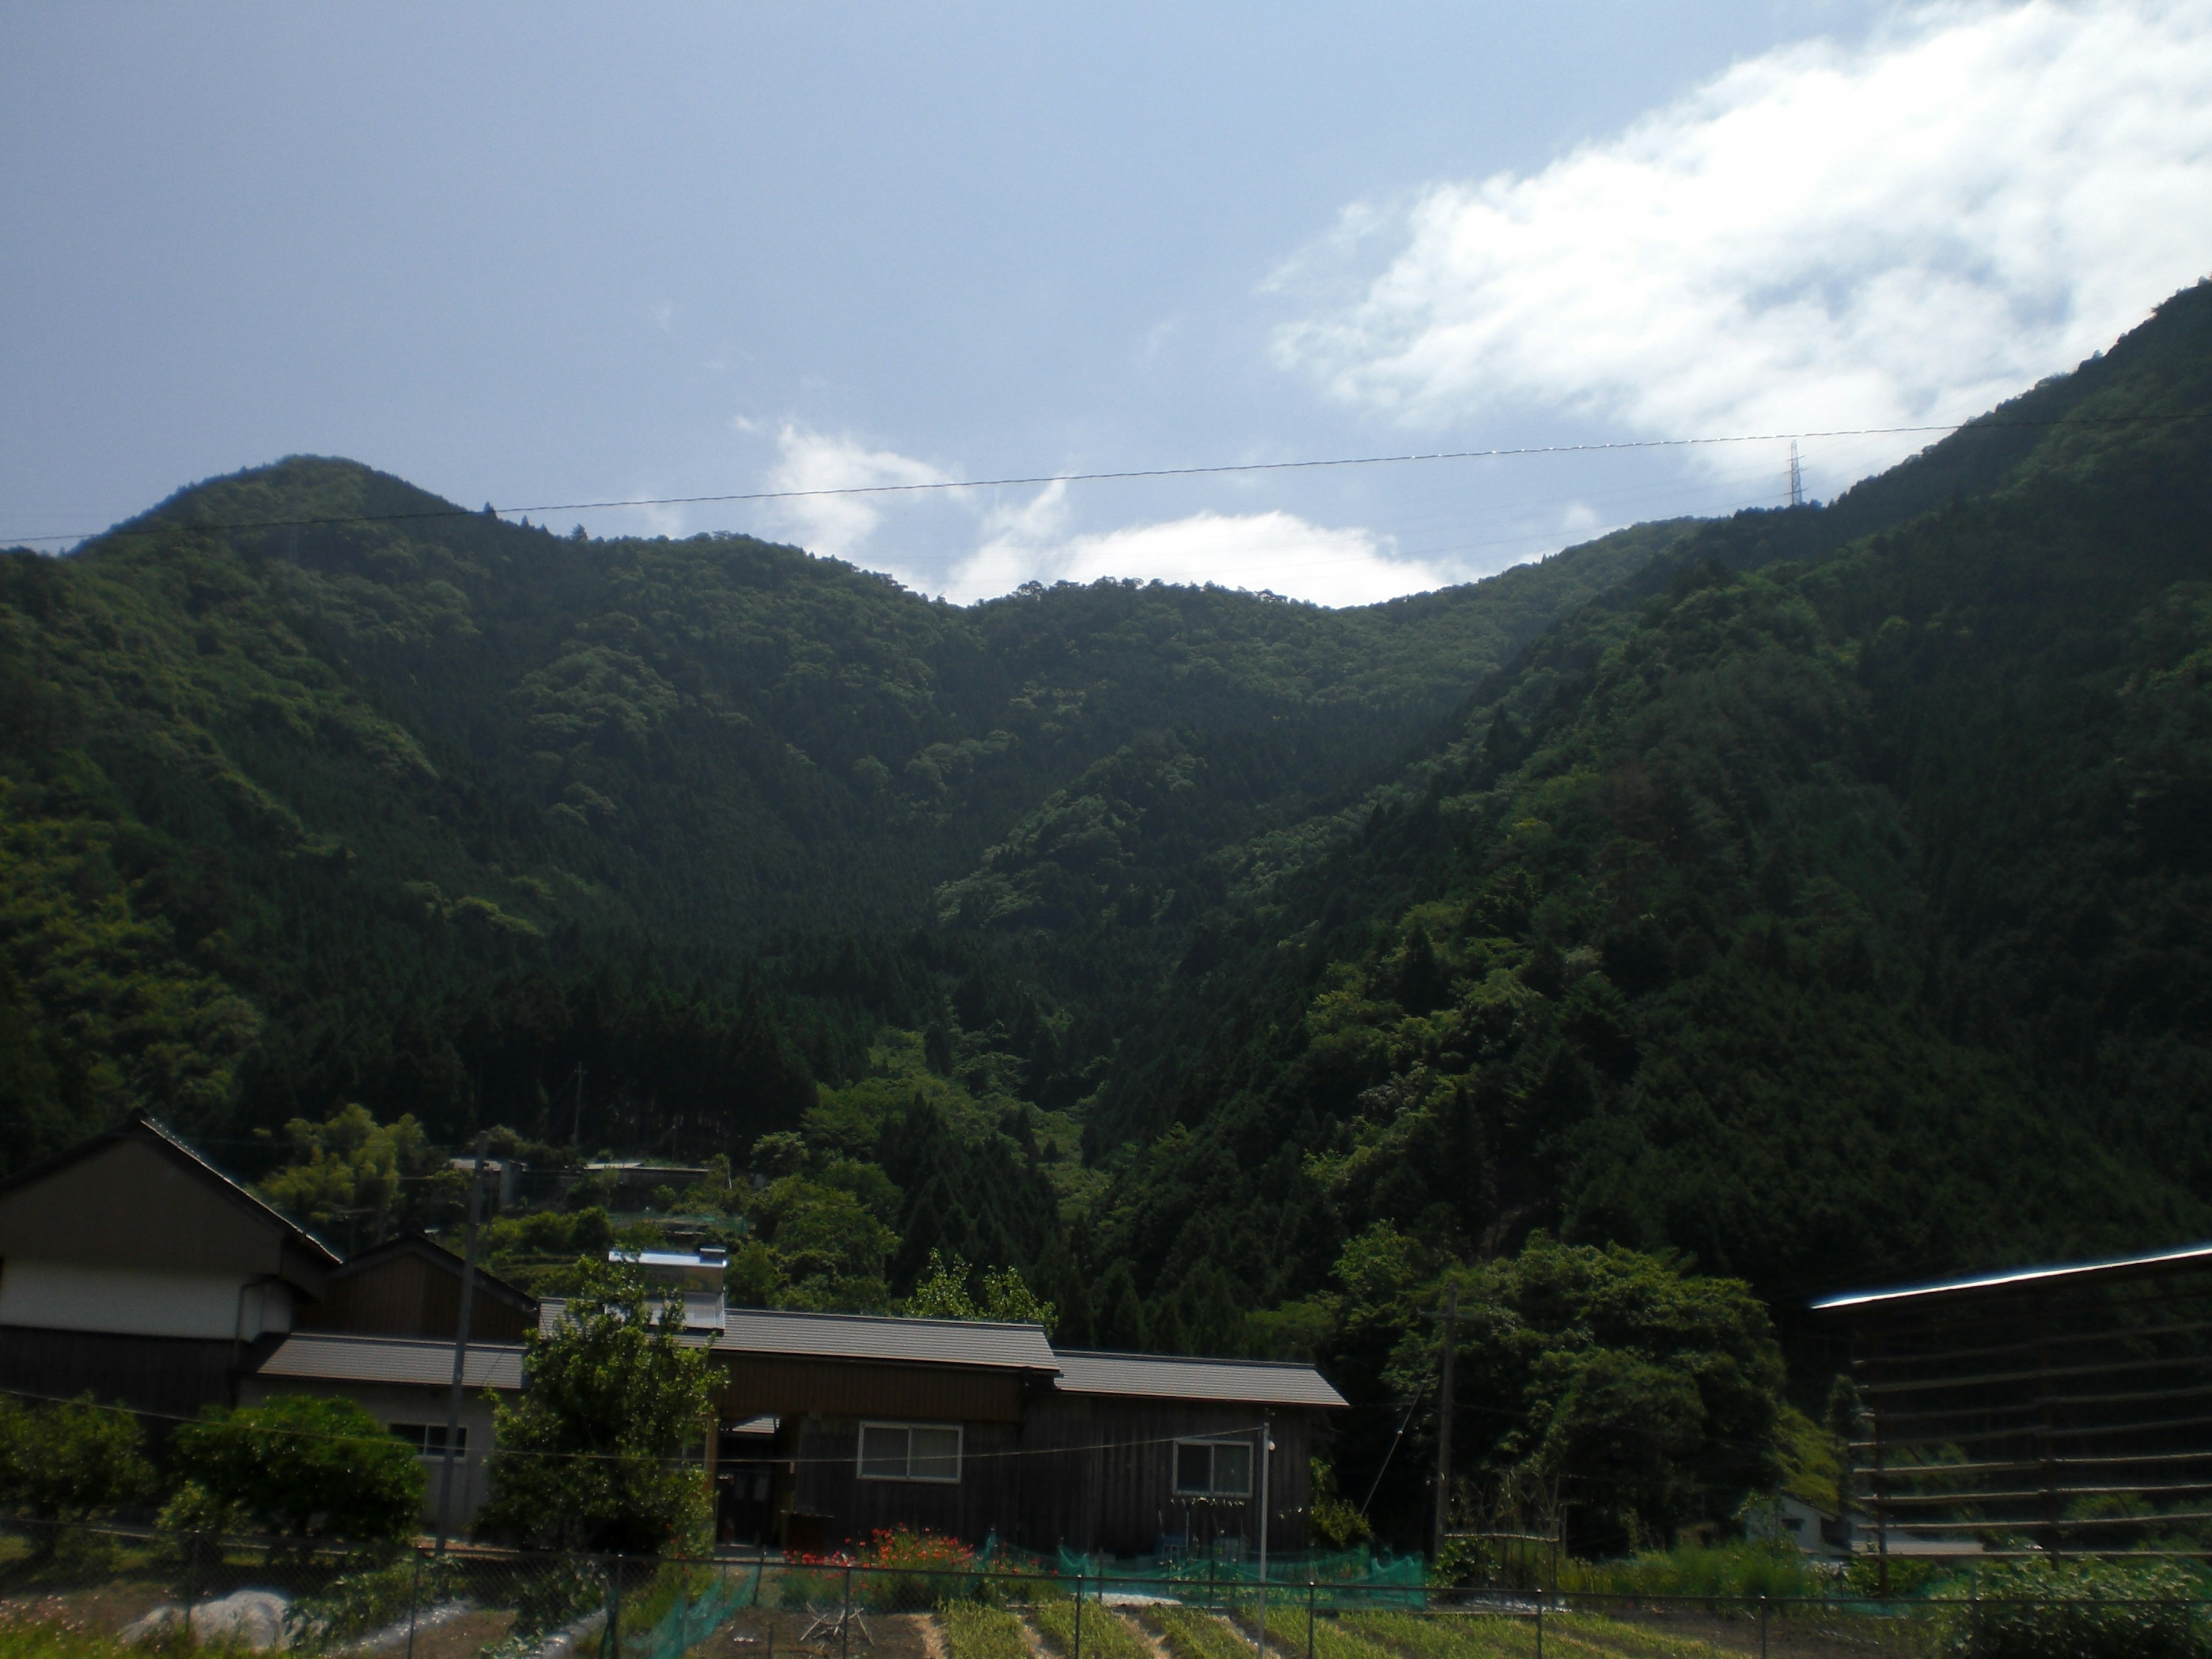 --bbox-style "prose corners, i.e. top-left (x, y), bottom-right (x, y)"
top-left (629, 1565), bottom-right (758, 1659)
top-left (1051, 1546), bottom-right (1426, 1608)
